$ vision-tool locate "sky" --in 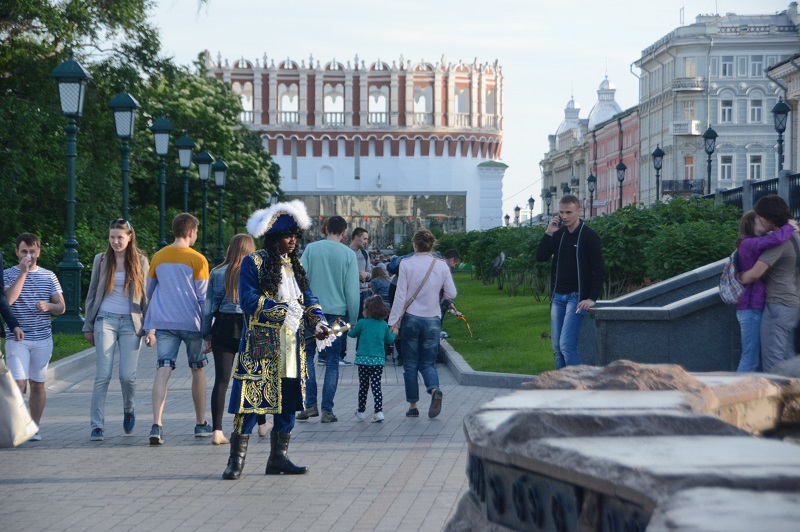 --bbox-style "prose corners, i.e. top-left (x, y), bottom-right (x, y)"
top-left (150, 0), bottom-right (780, 217)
